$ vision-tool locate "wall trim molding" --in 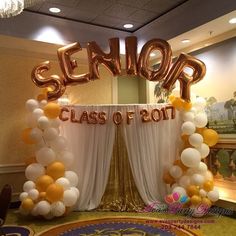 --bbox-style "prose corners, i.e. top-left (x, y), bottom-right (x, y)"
top-left (0, 163), bottom-right (26, 174)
